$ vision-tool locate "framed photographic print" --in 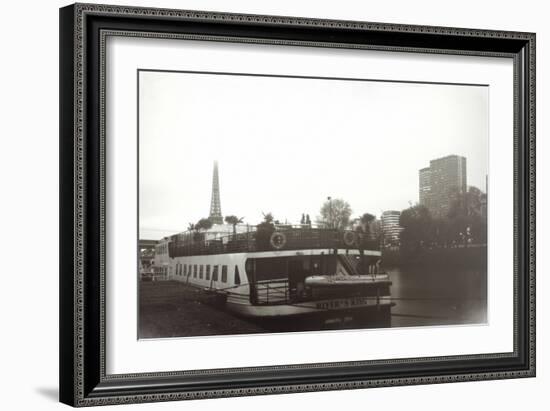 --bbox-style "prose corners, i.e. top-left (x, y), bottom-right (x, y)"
top-left (59, 3), bottom-right (536, 407)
